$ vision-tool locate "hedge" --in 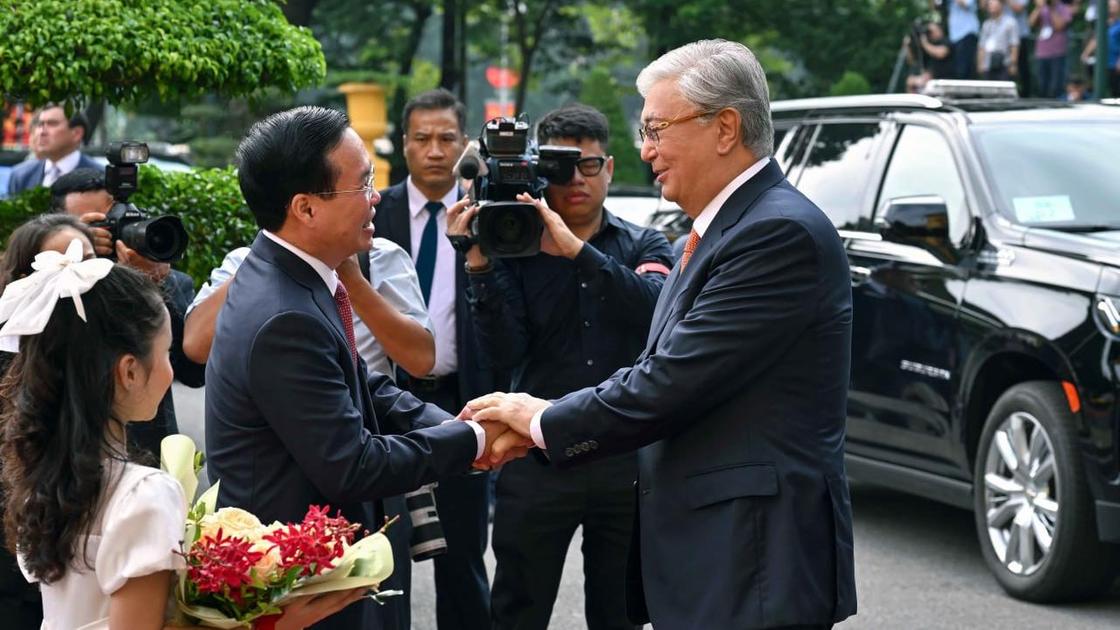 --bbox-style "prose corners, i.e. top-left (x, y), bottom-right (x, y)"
top-left (0, 166), bottom-right (257, 287)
